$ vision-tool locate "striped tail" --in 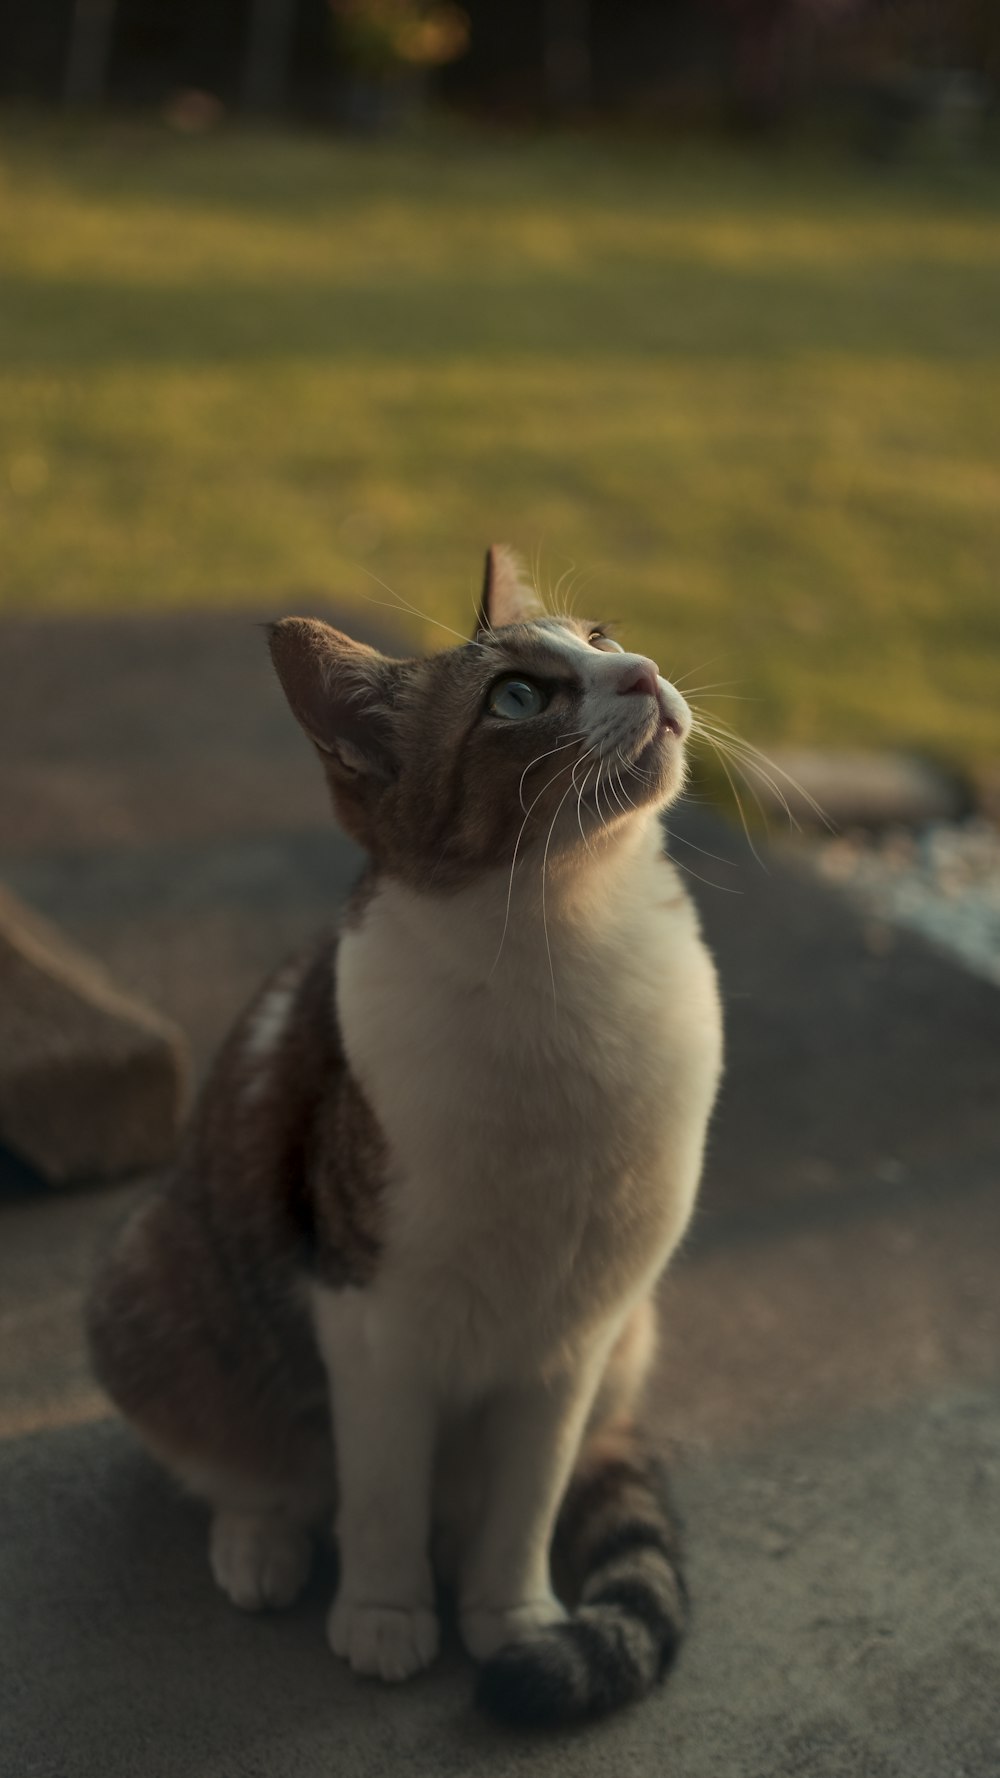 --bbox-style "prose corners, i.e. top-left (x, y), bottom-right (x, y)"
top-left (476, 1433), bottom-right (689, 1727)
